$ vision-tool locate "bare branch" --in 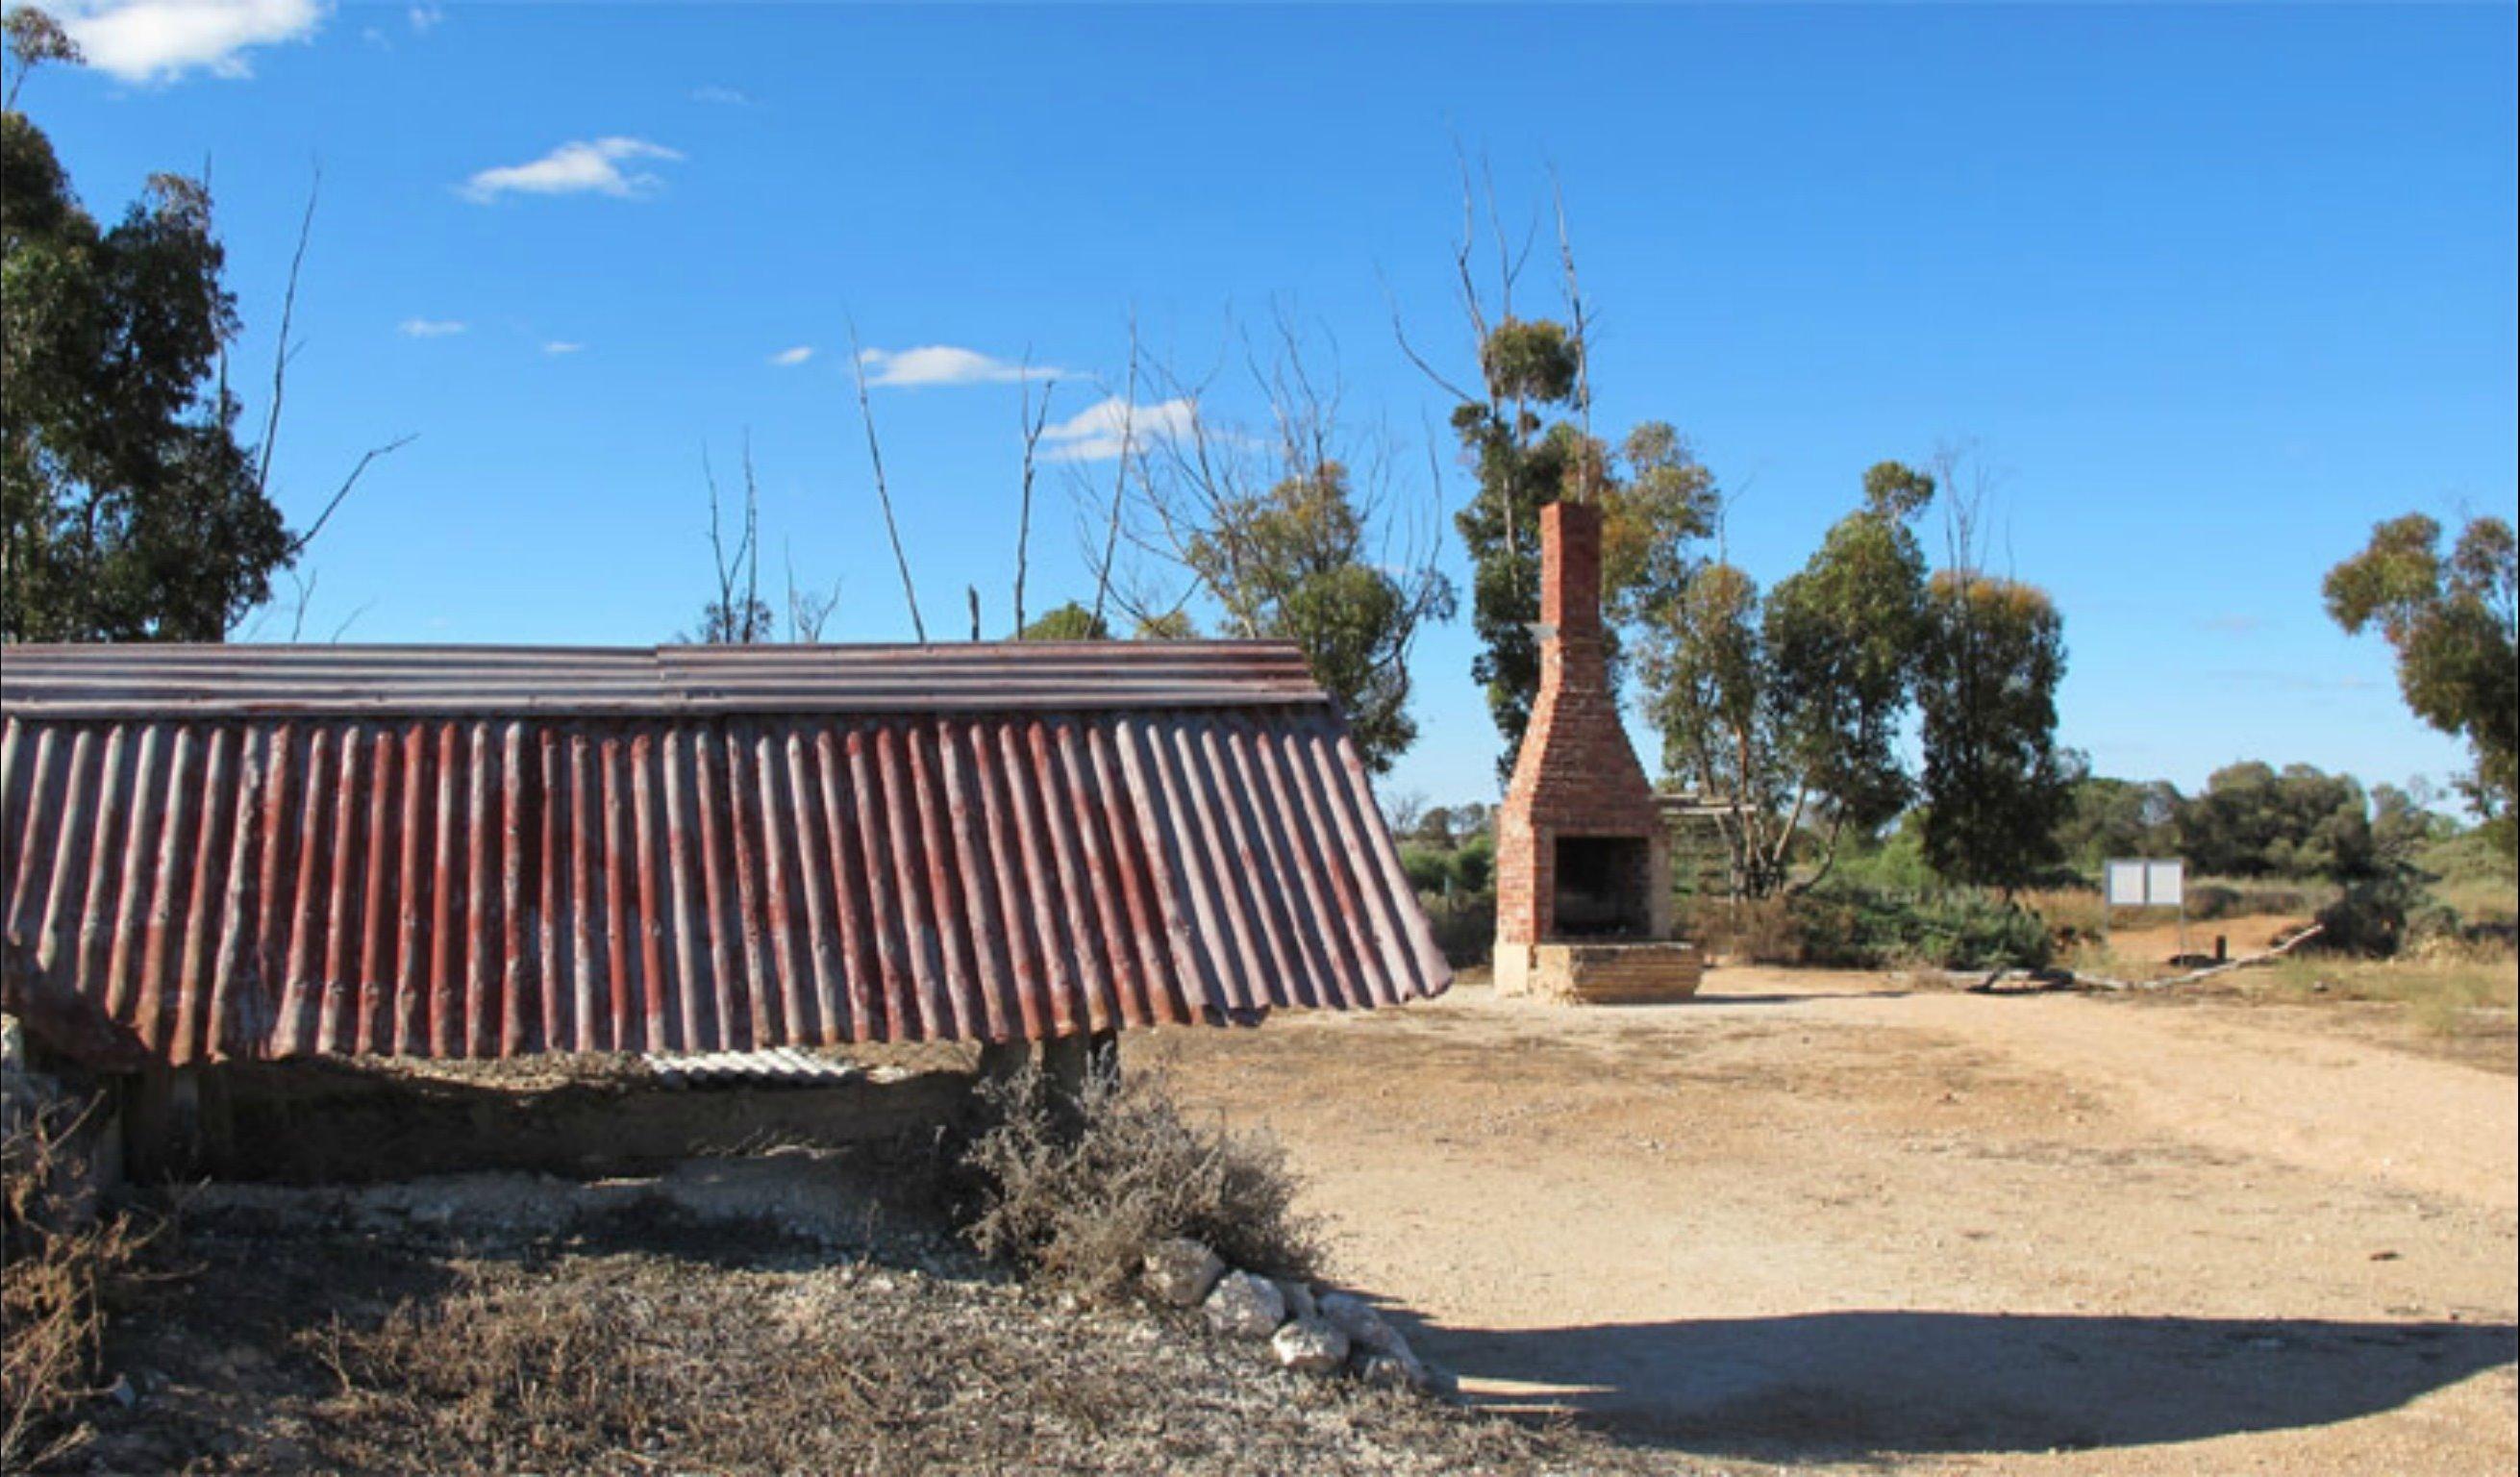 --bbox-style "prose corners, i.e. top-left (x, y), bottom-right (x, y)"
top-left (782, 542), bottom-right (841, 641)
top-left (1014, 353), bottom-right (1054, 638)
top-left (1087, 316), bottom-right (1141, 631)
top-left (286, 566), bottom-right (319, 643)
top-left (283, 435), bottom-right (416, 558)
top-left (846, 318), bottom-right (928, 643)
top-left (328, 599), bottom-right (375, 645)
top-left (256, 166), bottom-right (321, 501)
top-left (740, 433), bottom-right (764, 640)
top-left (1552, 168), bottom-right (1598, 498)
